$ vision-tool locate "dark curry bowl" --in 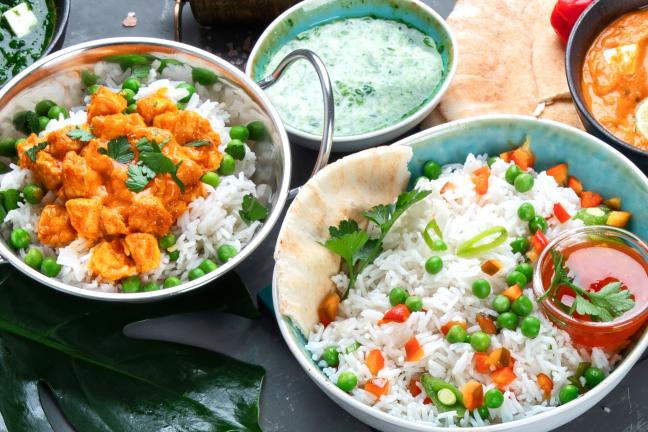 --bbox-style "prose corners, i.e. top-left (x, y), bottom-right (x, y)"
top-left (565, 0), bottom-right (648, 168)
top-left (47, 0), bottom-right (71, 54)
